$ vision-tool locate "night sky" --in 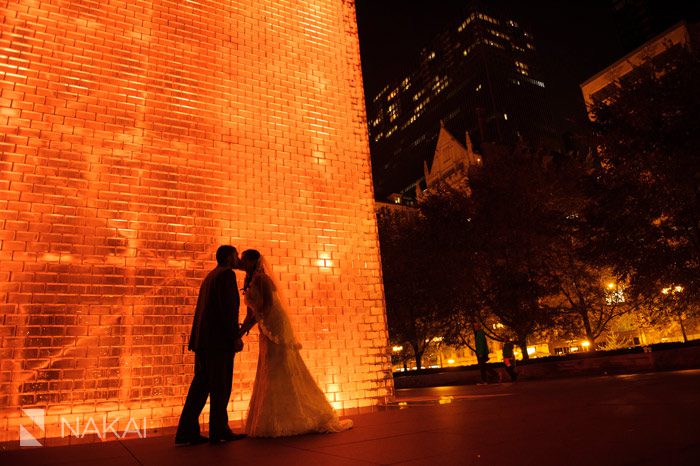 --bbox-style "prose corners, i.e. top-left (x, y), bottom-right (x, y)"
top-left (355, 0), bottom-right (698, 134)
